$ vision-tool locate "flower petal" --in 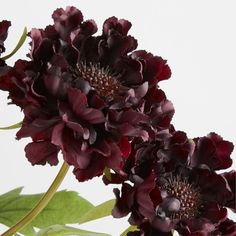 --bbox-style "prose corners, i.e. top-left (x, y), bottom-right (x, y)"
top-left (25, 141), bottom-right (59, 166)
top-left (191, 133), bottom-right (234, 170)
